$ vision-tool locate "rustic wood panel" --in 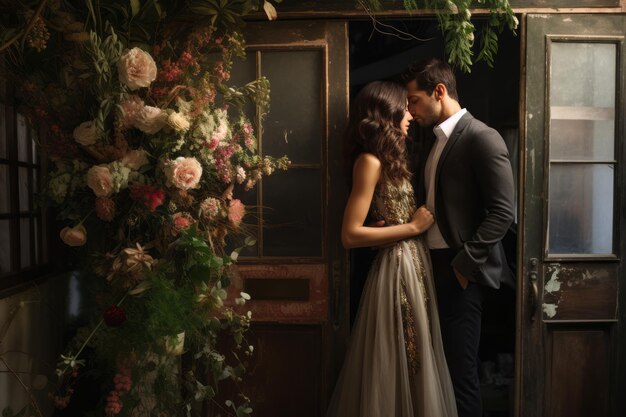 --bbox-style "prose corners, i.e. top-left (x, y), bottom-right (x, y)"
top-left (209, 323), bottom-right (325, 417)
top-left (230, 264), bottom-right (327, 323)
top-left (546, 329), bottom-right (609, 417)
top-left (541, 263), bottom-right (618, 321)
